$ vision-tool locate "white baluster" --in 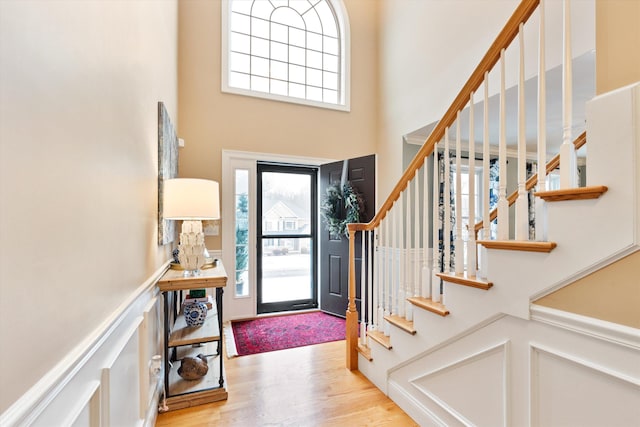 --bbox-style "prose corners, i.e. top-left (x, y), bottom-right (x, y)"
top-left (414, 168), bottom-right (420, 299)
top-left (383, 215), bottom-right (390, 336)
top-left (405, 185), bottom-right (413, 321)
top-left (468, 91), bottom-right (477, 277)
top-left (455, 113), bottom-right (464, 275)
top-left (497, 48), bottom-right (510, 240)
top-left (372, 230), bottom-right (379, 335)
top-left (432, 145), bottom-right (441, 303)
top-left (391, 204), bottom-right (401, 315)
top-left (360, 230), bottom-right (366, 345)
top-left (377, 219), bottom-right (383, 332)
top-left (560, 0), bottom-right (578, 188)
top-left (391, 204), bottom-right (398, 318)
top-left (399, 198), bottom-right (404, 312)
top-left (536, 0), bottom-right (548, 241)
top-left (516, 23), bottom-right (529, 241)
top-left (444, 127), bottom-right (451, 275)
top-left (423, 159), bottom-right (432, 298)
top-left (384, 214), bottom-right (391, 336)
top-left (367, 230), bottom-right (373, 339)
top-left (481, 73), bottom-right (491, 279)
